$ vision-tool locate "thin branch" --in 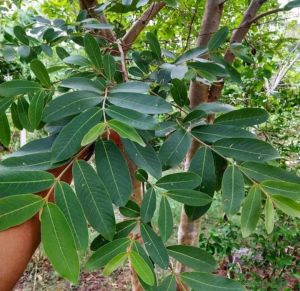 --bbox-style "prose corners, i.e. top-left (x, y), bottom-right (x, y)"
top-left (117, 40), bottom-right (129, 82)
top-left (249, 7), bottom-right (284, 24)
